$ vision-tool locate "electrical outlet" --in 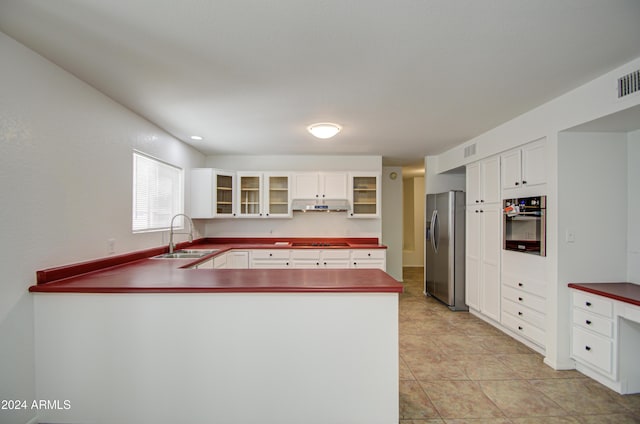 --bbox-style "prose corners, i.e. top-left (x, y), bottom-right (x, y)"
top-left (565, 230), bottom-right (575, 243)
top-left (107, 238), bottom-right (116, 254)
